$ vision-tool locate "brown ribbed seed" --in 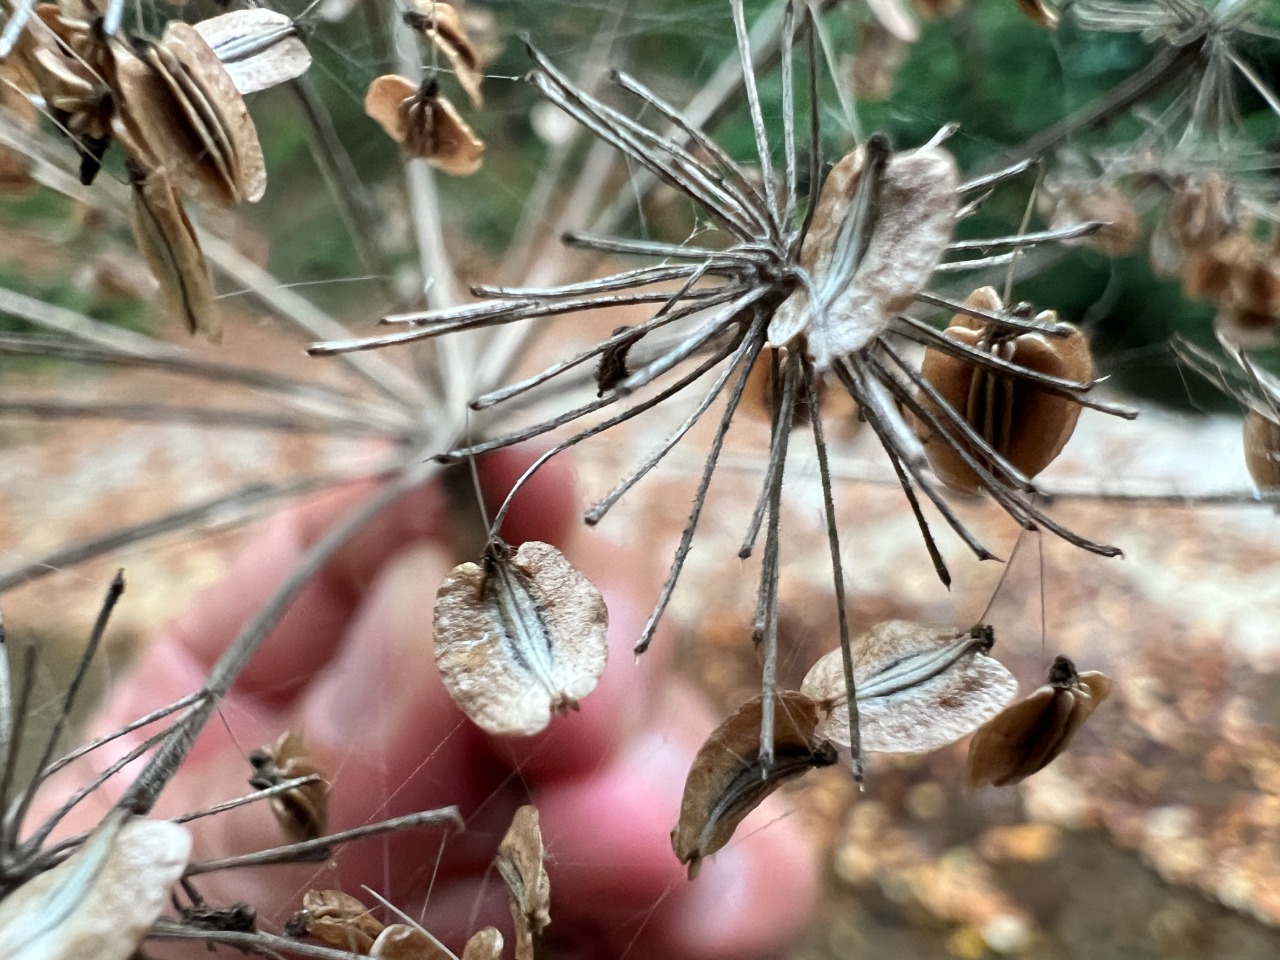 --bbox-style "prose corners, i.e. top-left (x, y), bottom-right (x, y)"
top-left (496, 806), bottom-right (550, 960)
top-left (283, 890), bottom-right (382, 953)
top-left (917, 286), bottom-right (1092, 493)
top-left (248, 731), bottom-right (330, 844)
top-left (967, 654), bottom-right (1113, 787)
top-left (1244, 410), bottom-right (1280, 490)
